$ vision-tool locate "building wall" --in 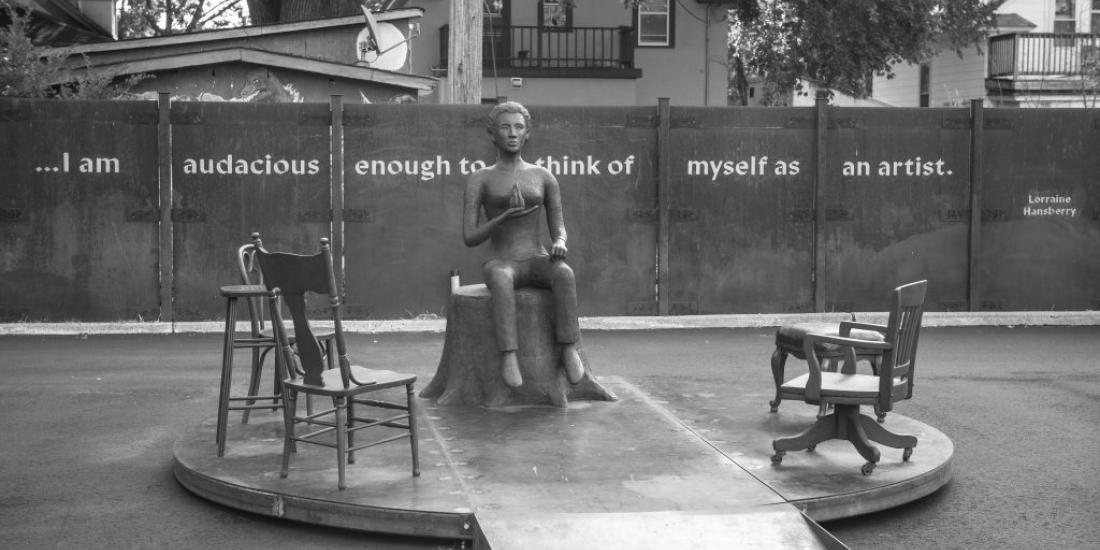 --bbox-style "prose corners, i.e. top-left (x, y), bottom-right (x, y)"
top-left (485, 77), bottom-right (637, 106)
top-left (125, 63), bottom-right (411, 104)
top-left (407, 0), bottom-right (728, 106)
